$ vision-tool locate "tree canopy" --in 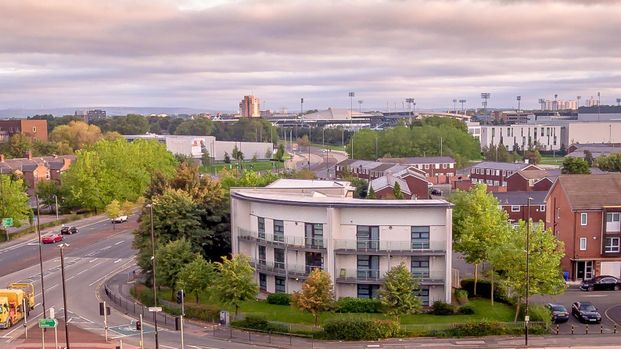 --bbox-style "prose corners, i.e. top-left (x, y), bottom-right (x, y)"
top-left (213, 255), bottom-right (258, 318)
top-left (561, 156), bottom-right (590, 174)
top-left (0, 175), bottom-right (32, 236)
top-left (292, 269), bottom-right (335, 326)
top-left (50, 120), bottom-right (103, 151)
top-left (379, 262), bottom-right (422, 319)
top-left (156, 238), bottom-right (196, 300)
